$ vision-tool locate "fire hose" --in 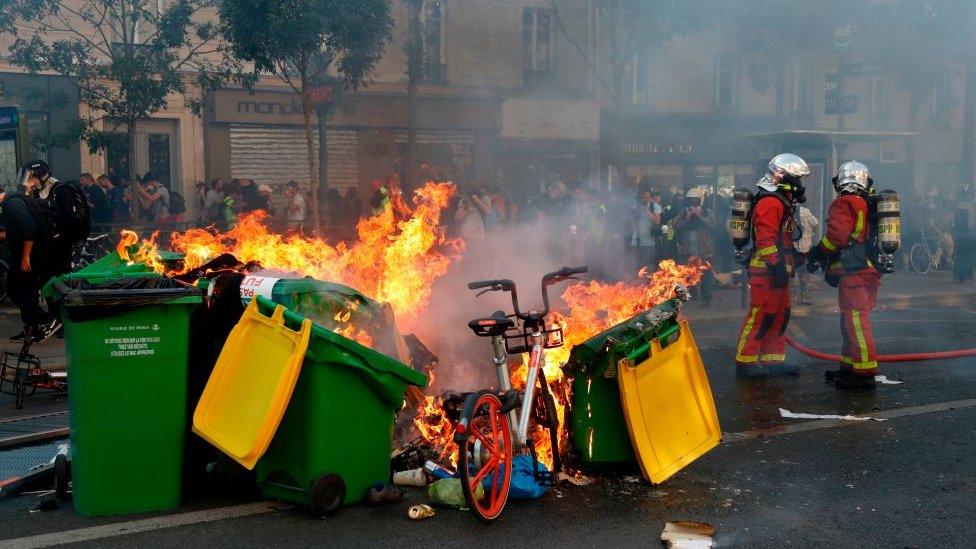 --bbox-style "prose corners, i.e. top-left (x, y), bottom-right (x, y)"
top-left (785, 335), bottom-right (976, 363)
